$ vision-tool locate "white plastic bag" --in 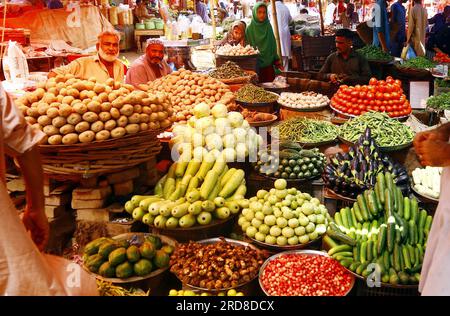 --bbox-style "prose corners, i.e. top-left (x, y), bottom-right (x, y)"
top-left (2, 41), bottom-right (29, 84)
